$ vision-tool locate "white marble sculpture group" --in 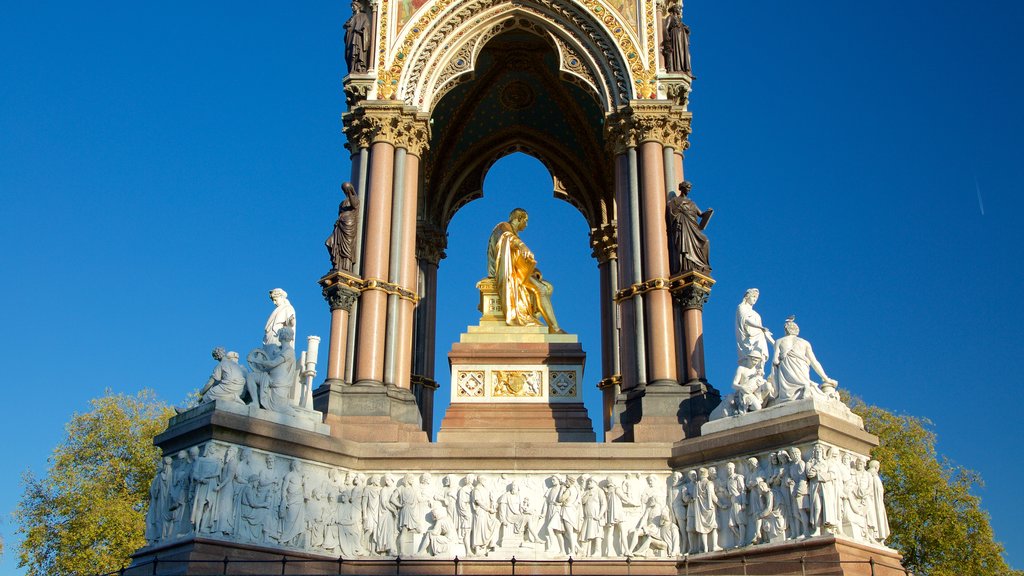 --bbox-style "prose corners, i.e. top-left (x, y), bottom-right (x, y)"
top-left (713, 289), bottom-right (847, 420)
top-left (184, 289), bottom-right (323, 426)
top-left (144, 287), bottom-right (891, 560)
top-left (143, 440), bottom-right (890, 559)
